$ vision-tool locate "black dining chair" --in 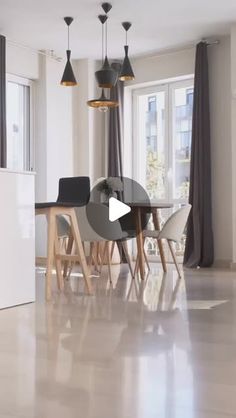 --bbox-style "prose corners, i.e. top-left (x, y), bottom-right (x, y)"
top-left (56, 175), bottom-right (90, 237)
top-left (35, 176), bottom-right (92, 300)
top-left (57, 176), bottom-right (90, 205)
top-left (56, 176), bottom-right (91, 277)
